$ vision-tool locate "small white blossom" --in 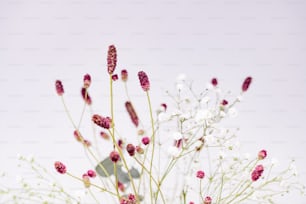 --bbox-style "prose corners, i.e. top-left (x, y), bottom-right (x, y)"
top-left (200, 96), bottom-right (210, 105)
top-left (176, 74), bottom-right (186, 82)
top-left (172, 132), bottom-right (183, 140)
top-left (228, 108), bottom-right (238, 118)
top-left (158, 112), bottom-right (169, 122)
top-left (237, 95), bottom-right (243, 102)
top-left (167, 146), bottom-right (180, 157)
